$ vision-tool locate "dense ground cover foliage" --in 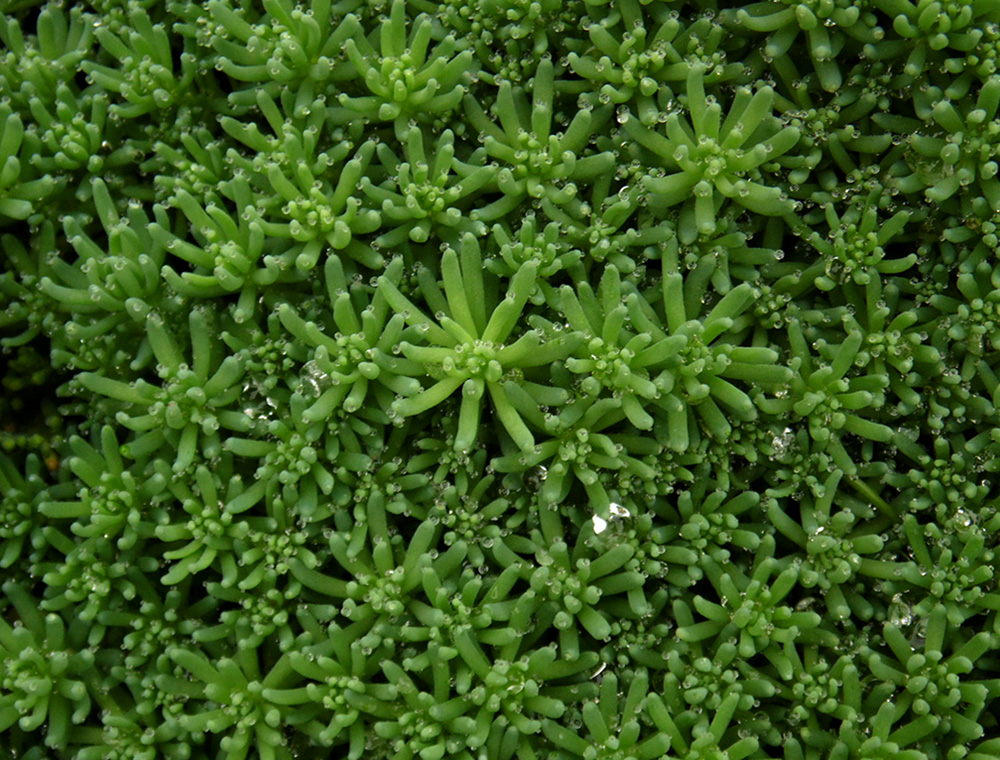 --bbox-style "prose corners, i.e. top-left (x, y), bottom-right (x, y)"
top-left (4, 0), bottom-right (1000, 758)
